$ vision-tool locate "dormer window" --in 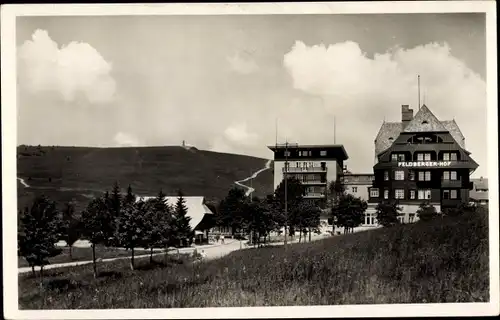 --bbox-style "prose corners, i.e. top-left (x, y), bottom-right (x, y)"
top-left (422, 120), bottom-right (429, 124)
top-left (388, 137), bottom-right (394, 141)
